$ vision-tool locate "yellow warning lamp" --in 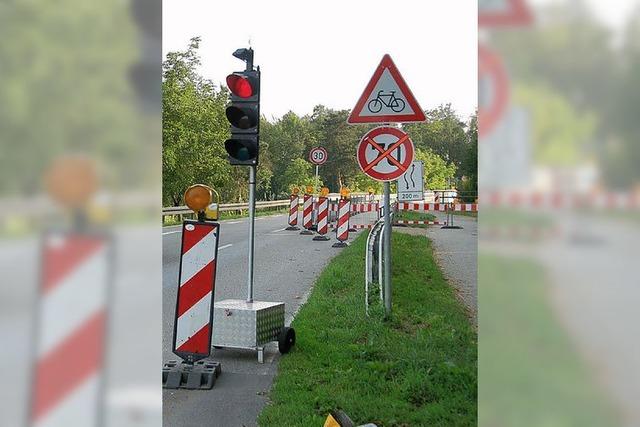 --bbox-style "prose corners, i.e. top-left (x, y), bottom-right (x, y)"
top-left (184, 184), bottom-right (213, 213)
top-left (44, 155), bottom-right (97, 208)
top-left (340, 187), bottom-right (350, 200)
top-left (320, 187), bottom-right (330, 197)
top-left (305, 185), bottom-right (314, 195)
top-left (204, 188), bottom-right (221, 221)
top-left (292, 187), bottom-right (300, 196)
top-left (368, 187), bottom-right (374, 195)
